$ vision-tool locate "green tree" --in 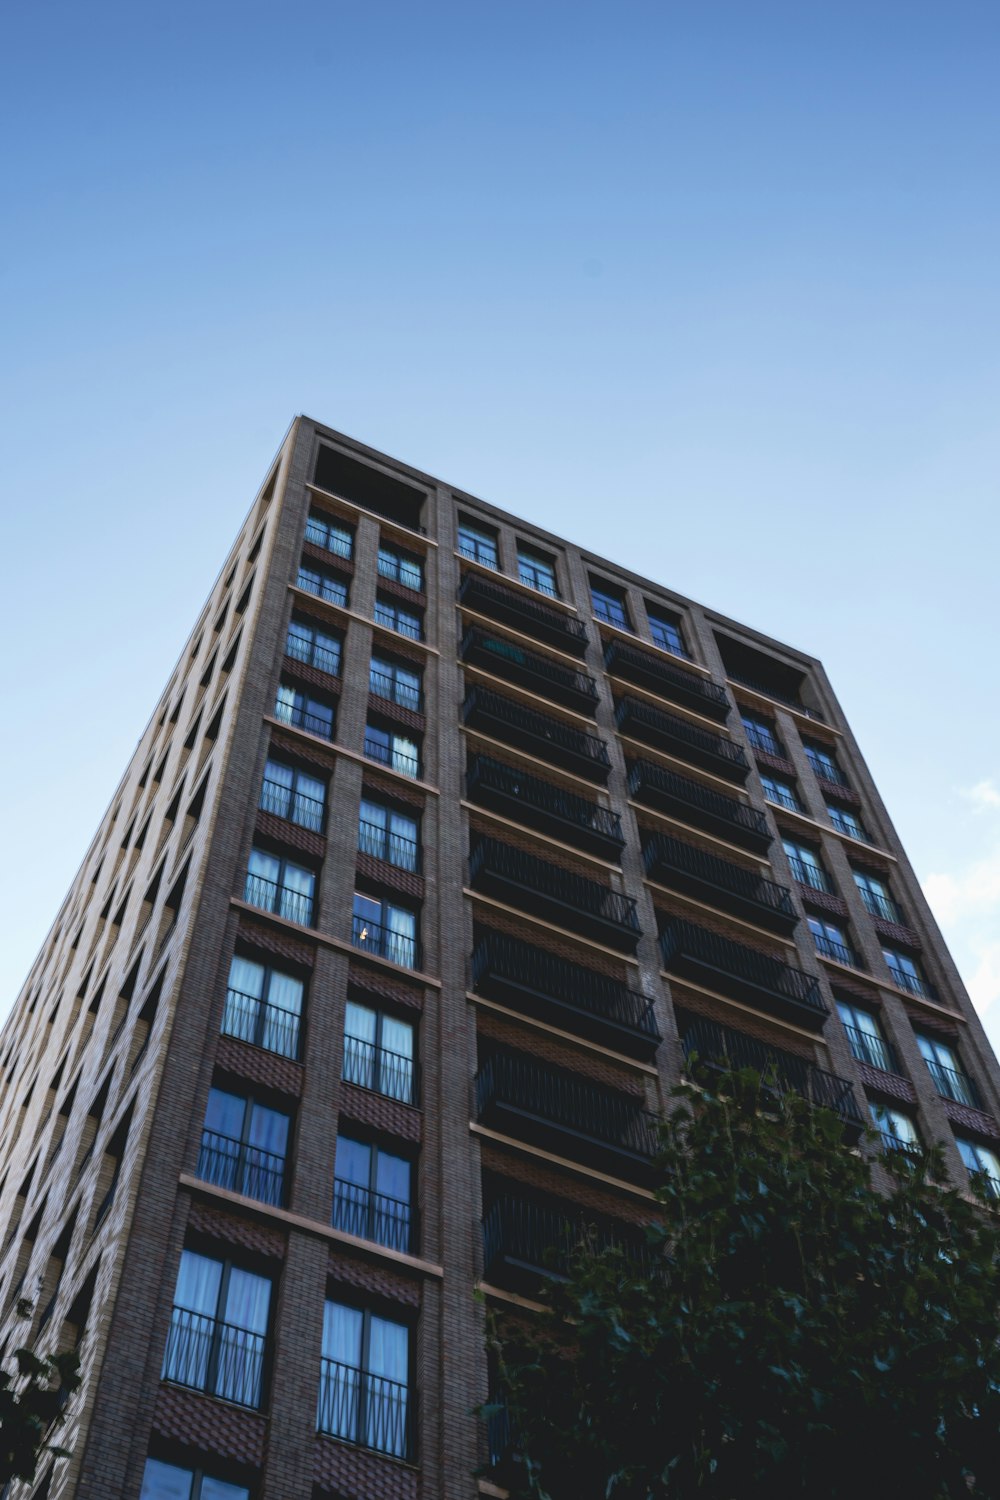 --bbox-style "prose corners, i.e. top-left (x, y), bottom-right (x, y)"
top-left (0, 1301), bottom-right (81, 1488)
top-left (486, 1067), bottom-right (1000, 1499)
